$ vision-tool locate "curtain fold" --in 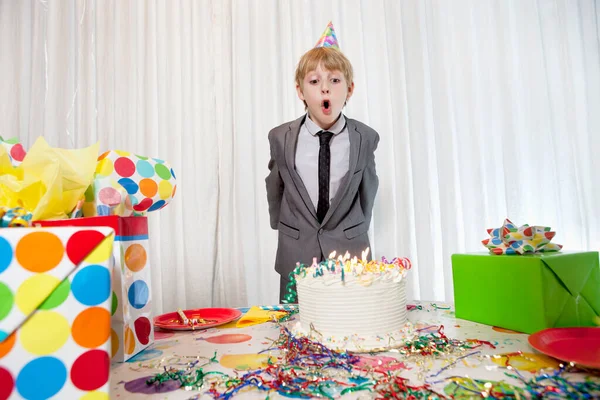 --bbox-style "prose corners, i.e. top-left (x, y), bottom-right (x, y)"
top-left (1, 0), bottom-right (598, 312)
